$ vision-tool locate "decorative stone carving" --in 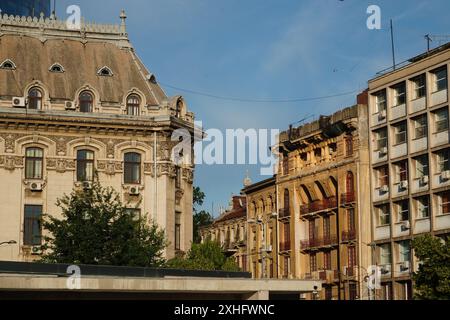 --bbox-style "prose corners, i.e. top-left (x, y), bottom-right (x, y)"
top-left (144, 162), bottom-right (155, 177)
top-left (156, 163), bottom-right (176, 177)
top-left (97, 160), bottom-right (122, 175)
top-left (2, 133), bottom-right (19, 153)
top-left (175, 188), bottom-right (184, 205)
top-left (182, 168), bottom-right (194, 184)
top-left (4, 155), bottom-right (23, 170)
top-left (46, 158), bottom-right (76, 173)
